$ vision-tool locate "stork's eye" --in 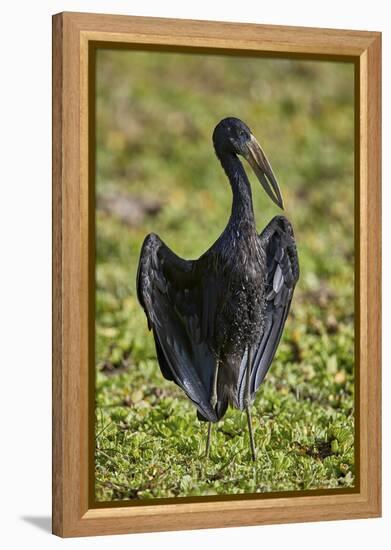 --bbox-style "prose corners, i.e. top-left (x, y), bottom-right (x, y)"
top-left (239, 130), bottom-right (246, 138)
